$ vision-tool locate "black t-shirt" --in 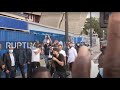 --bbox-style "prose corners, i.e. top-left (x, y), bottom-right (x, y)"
top-left (54, 54), bottom-right (66, 72)
top-left (44, 44), bottom-right (51, 55)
